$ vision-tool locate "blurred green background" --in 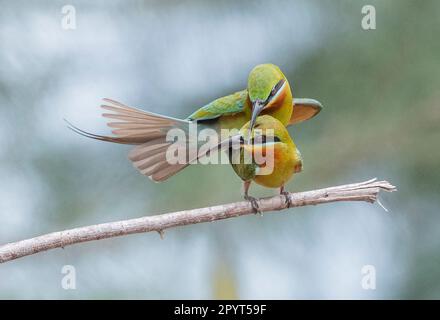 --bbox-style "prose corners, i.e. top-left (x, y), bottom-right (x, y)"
top-left (0, 0), bottom-right (439, 299)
